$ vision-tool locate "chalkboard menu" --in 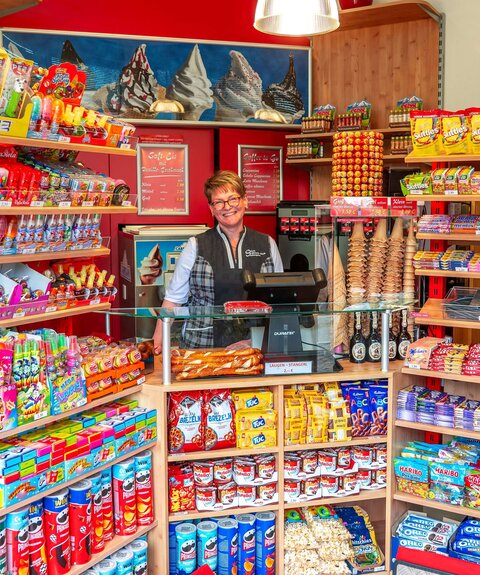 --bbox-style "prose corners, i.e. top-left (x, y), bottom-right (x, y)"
top-left (238, 145), bottom-right (283, 213)
top-left (137, 143), bottom-right (189, 215)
